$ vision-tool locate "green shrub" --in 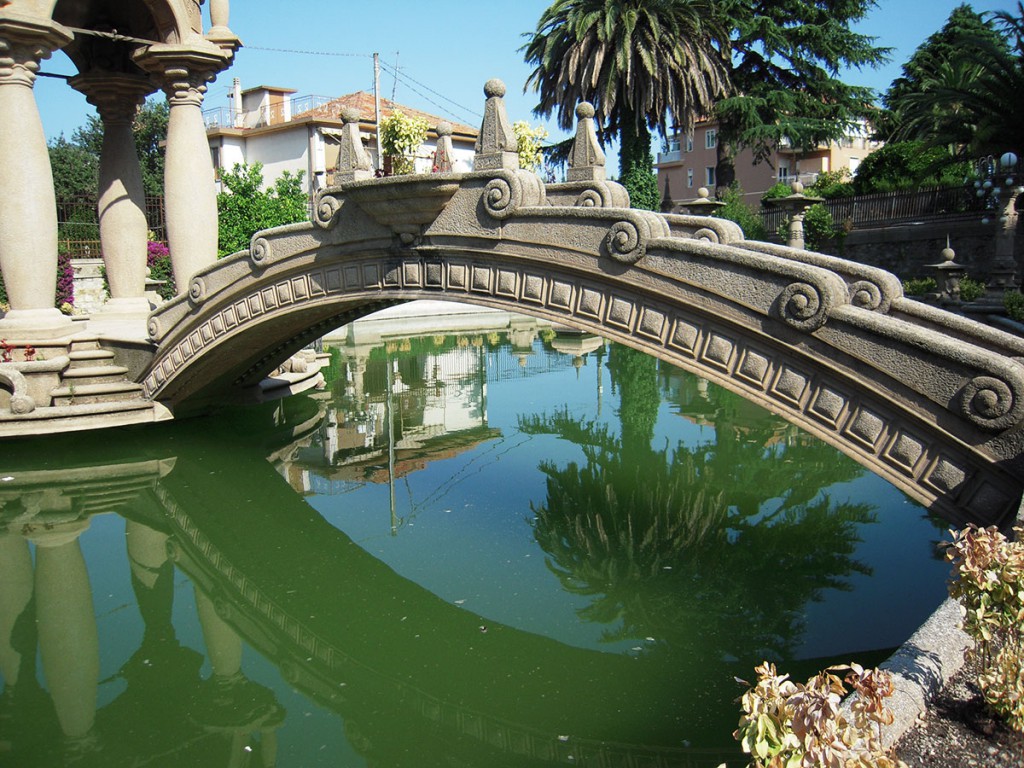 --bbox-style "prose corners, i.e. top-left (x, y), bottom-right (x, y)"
top-left (808, 168), bottom-right (855, 199)
top-left (761, 181), bottom-right (793, 202)
top-left (803, 203), bottom-right (836, 250)
top-left (902, 277), bottom-right (937, 296)
top-left (713, 184), bottom-right (767, 241)
top-left (379, 110), bottom-right (429, 175)
top-left (959, 277), bottom-right (986, 302)
top-left (1005, 290), bottom-right (1024, 321)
